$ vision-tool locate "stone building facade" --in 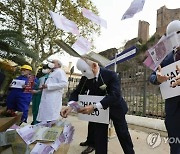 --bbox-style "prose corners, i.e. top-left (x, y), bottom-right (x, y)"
top-left (138, 20), bottom-right (150, 43)
top-left (137, 6), bottom-right (180, 43)
top-left (156, 6), bottom-right (180, 36)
